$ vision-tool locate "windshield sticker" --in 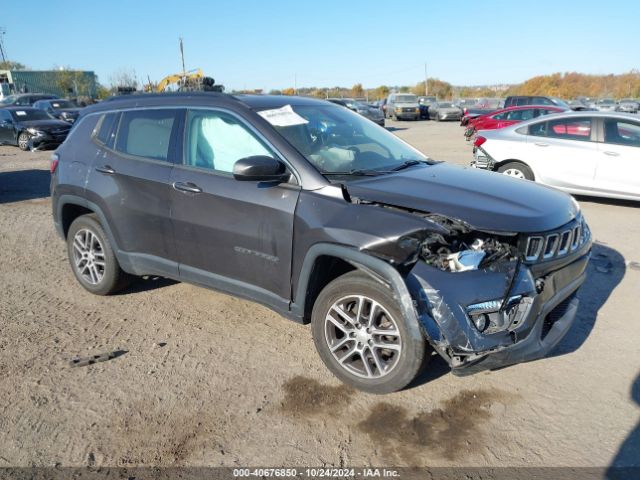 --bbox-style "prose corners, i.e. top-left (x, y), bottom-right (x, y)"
top-left (15, 111), bottom-right (27, 116)
top-left (52, 103), bottom-right (61, 108)
top-left (257, 105), bottom-right (308, 127)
